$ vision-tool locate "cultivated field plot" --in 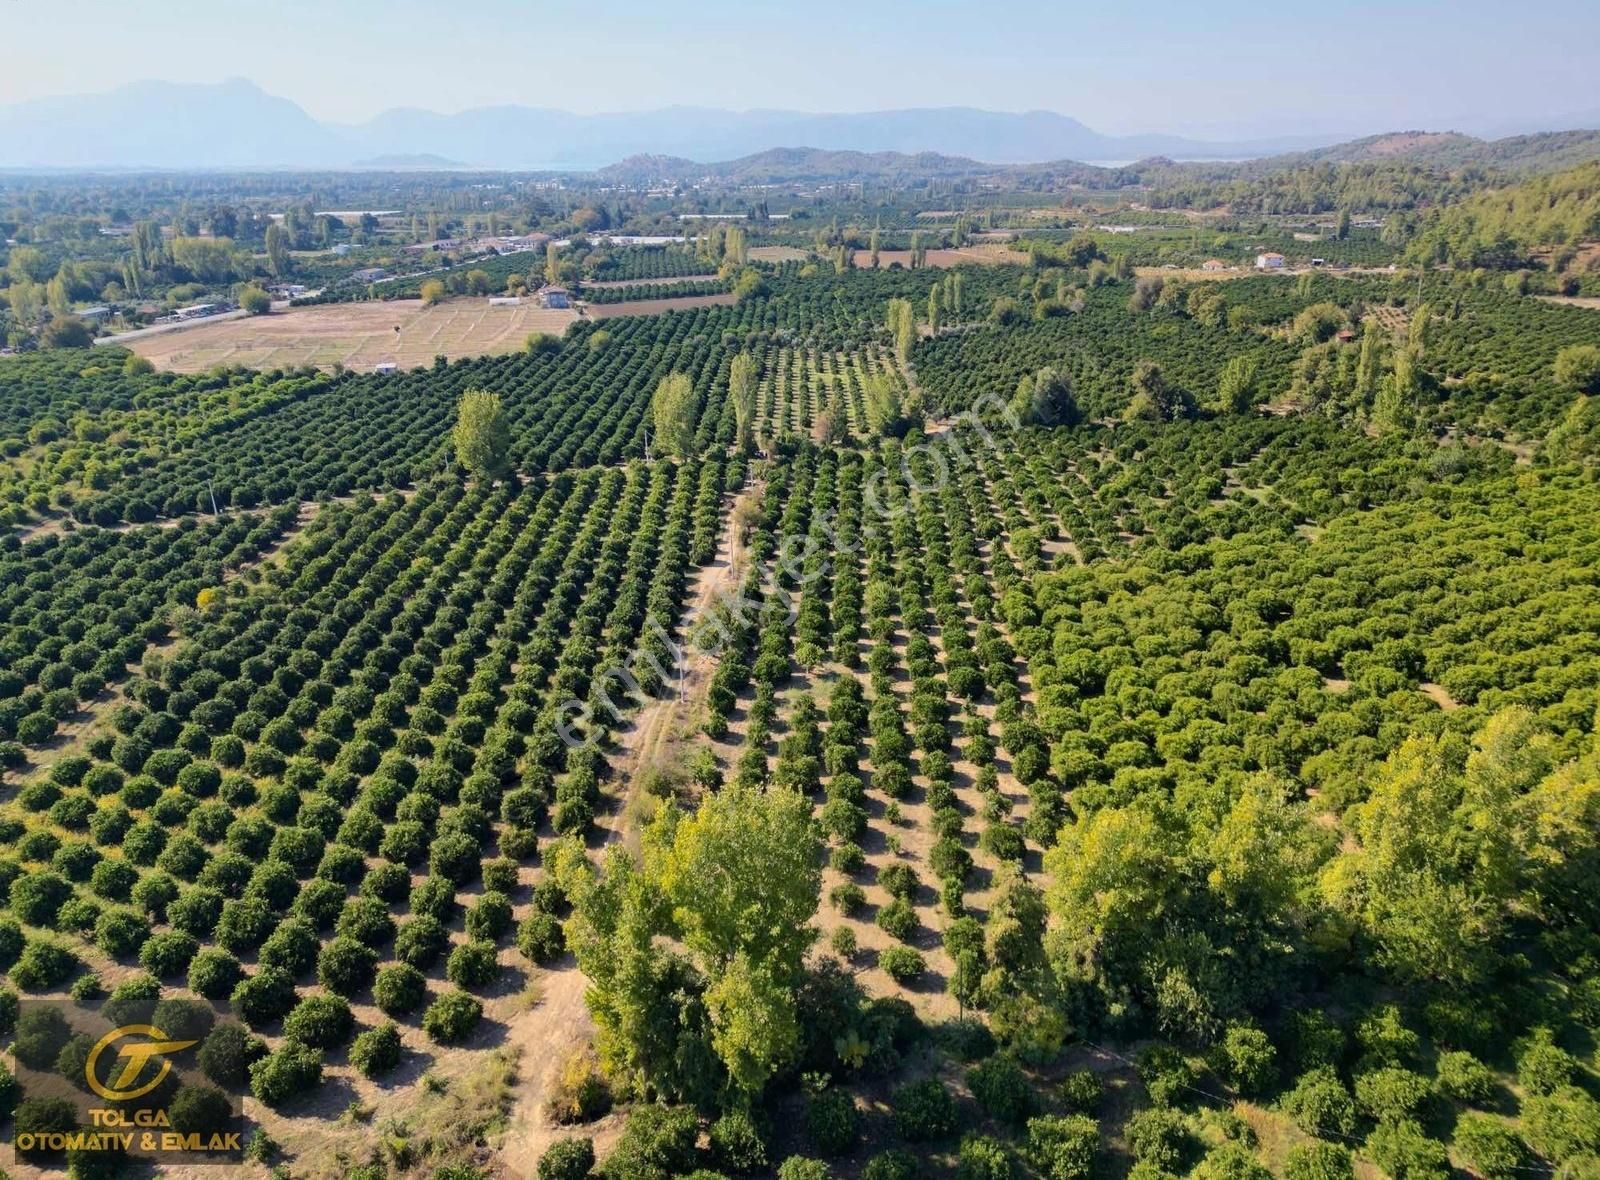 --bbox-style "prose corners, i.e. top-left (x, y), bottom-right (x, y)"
top-left (852, 245), bottom-right (1031, 268)
top-left (125, 299), bottom-right (578, 373)
top-left (584, 292), bottom-right (737, 318)
top-left (749, 245), bottom-right (811, 263)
